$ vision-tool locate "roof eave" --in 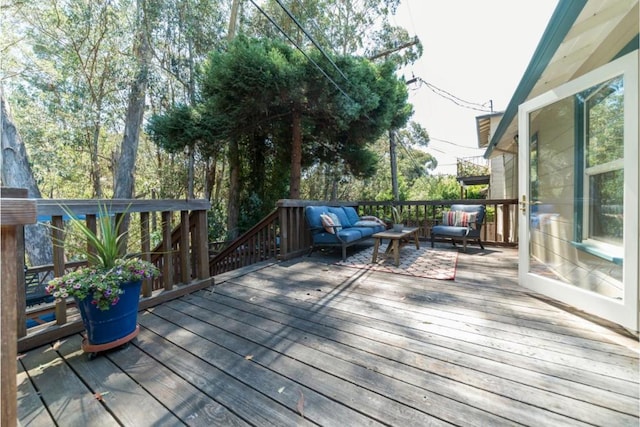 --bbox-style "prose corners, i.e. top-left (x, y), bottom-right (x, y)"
top-left (484, 0), bottom-right (588, 158)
